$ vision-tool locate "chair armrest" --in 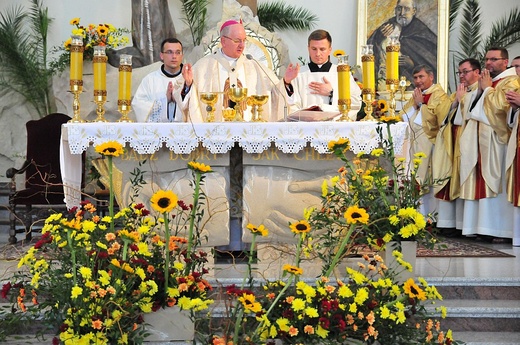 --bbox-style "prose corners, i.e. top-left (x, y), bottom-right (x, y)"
top-left (6, 160), bottom-right (31, 179)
